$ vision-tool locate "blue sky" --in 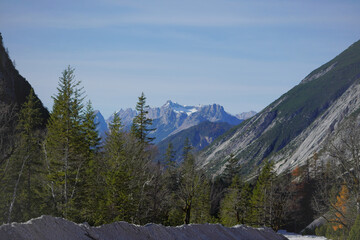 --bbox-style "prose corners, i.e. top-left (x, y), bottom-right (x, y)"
top-left (1, 0), bottom-right (360, 118)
